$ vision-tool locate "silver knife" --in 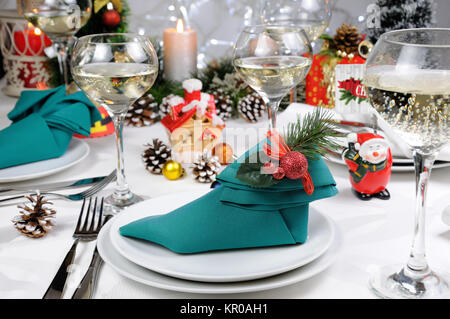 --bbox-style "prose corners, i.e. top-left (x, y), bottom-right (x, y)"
top-left (0, 175), bottom-right (108, 196)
